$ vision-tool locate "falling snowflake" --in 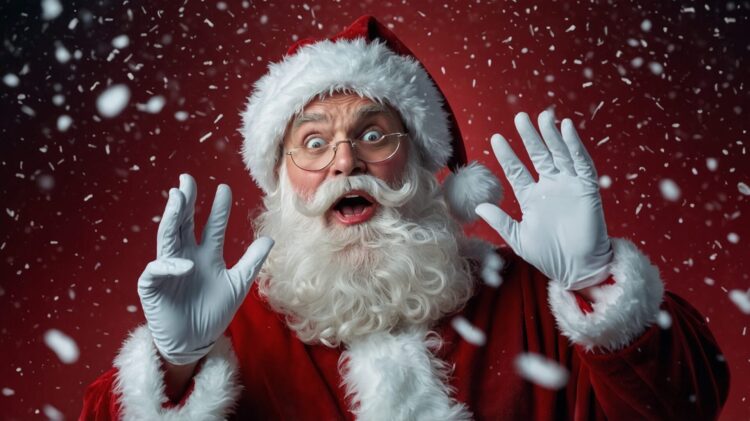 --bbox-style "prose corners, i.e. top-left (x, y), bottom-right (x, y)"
top-left (451, 316), bottom-right (486, 346)
top-left (54, 42), bottom-right (71, 64)
top-left (657, 310), bottom-right (672, 329)
top-left (41, 0), bottom-right (63, 20)
top-left (659, 179), bottom-right (681, 202)
top-left (111, 34), bottom-right (130, 49)
top-left (96, 84), bottom-right (131, 118)
top-left (481, 251), bottom-right (504, 287)
top-left (728, 290), bottom-right (750, 314)
top-left (44, 329), bottom-right (80, 364)
top-left (56, 115), bottom-right (72, 132)
top-left (43, 404), bottom-right (64, 421)
top-left (137, 95), bottom-right (166, 114)
top-left (3, 73), bottom-right (19, 87)
top-left (514, 353), bottom-right (569, 390)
